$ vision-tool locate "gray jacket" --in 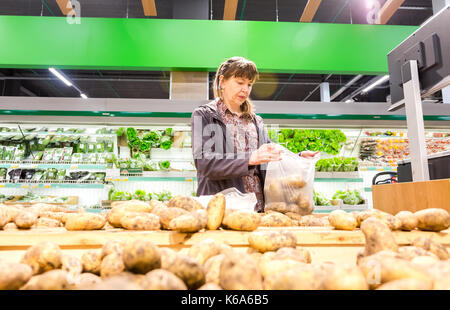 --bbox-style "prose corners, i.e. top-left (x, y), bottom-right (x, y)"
top-left (191, 100), bottom-right (271, 198)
